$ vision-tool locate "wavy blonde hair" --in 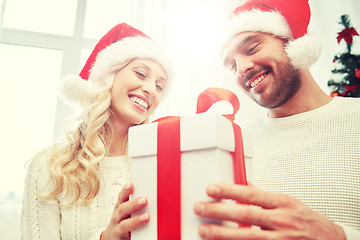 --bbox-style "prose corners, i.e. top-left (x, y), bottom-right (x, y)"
top-left (38, 59), bottom-right (150, 205)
